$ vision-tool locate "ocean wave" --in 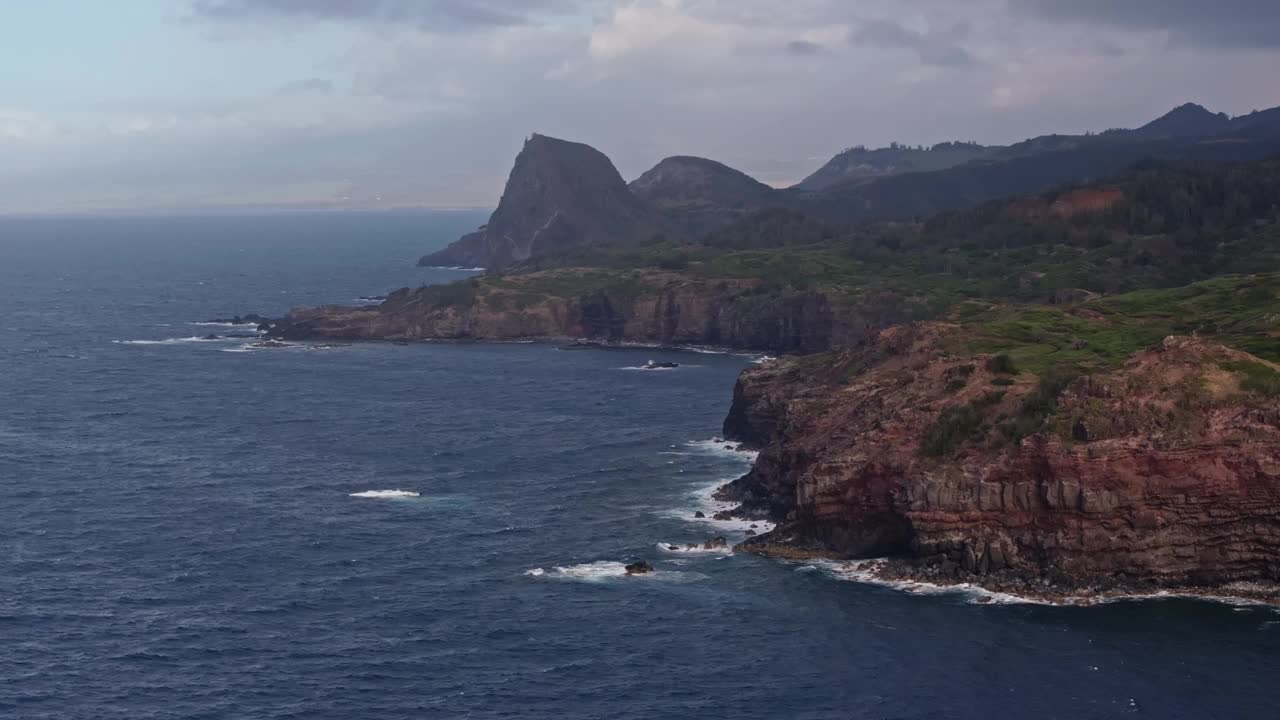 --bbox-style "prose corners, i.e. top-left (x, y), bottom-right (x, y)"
top-left (348, 490), bottom-right (421, 499)
top-left (424, 266), bottom-right (486, 272)
top-left (656, 542), bottom-right (733, 556)
top-left (660, 479), bottom-right (776, 535)
top-left (524, 561), bottom-right (702, 583)
top-left (812, 559), bottom-right (1033, 605)
top-left (684, 438), bottom-right (759, 462)
top-left (190, 321), bottom-right (261, 328)
top-left (221, 340), bottom-right (303, 353)
top-left (809, 559), bottom-right (1280, 608)
top-left (114, 336), bottom-right (232, 346)
top-left (619, 365), bottom-right (680, 371)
